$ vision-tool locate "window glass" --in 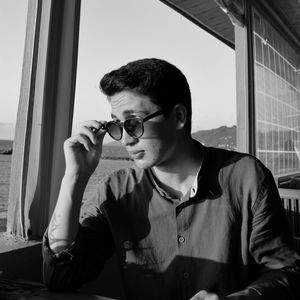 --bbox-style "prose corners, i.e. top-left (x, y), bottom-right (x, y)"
top-left (0, 2), bottom-right (28, 232)
top-left (72, 0), bottom-right (237, 201)
top-left (253, 10), bottom-right (300, 188)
